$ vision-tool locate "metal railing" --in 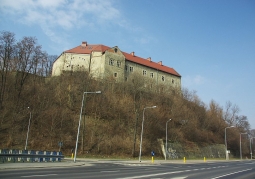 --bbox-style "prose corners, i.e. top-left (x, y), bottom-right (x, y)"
top-left (0, 149), bottom-right (64, 163)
